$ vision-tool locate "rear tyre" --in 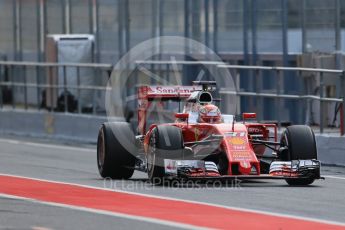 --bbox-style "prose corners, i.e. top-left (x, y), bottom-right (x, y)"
top-left (280, 125), bottom-right (317, 186)
top-left (147, 126), bottom-right (184, 184)
top-left (97, 122), bottom-right (137, 179)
